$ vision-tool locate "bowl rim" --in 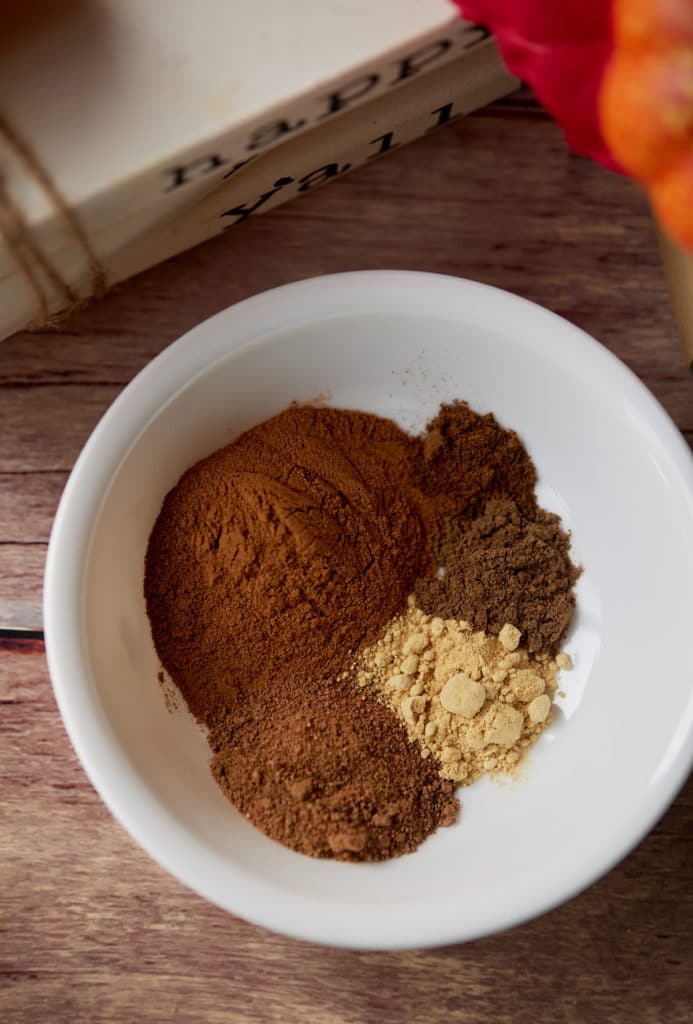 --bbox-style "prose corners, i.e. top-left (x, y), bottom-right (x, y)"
top-left (44, 270), bottom-right (693, 949)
